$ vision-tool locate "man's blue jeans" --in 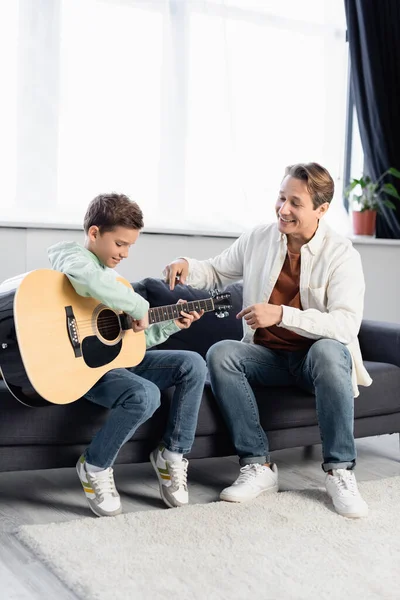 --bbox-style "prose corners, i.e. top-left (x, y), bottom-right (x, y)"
top-left (206, 339), bottom-right (356, 472)
top-left (83, 350), bottom-right (207, 469)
